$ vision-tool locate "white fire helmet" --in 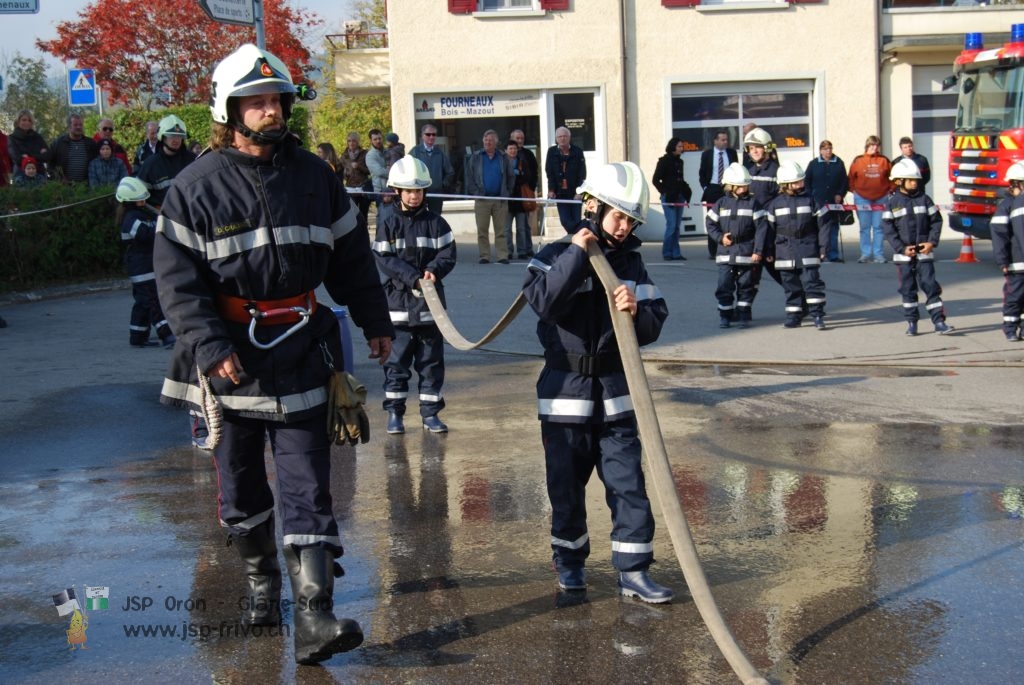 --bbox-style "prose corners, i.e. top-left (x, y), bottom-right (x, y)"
top-left (210, 44), bottom-right (297, 125)
top-left (387, 156), bottom-right (432, 190)
top-left (157, 114), bottom-right (187, 139)
top-left (722, 162), bottom-right (752, 187)
top-left (743, 127), bottom-right (773, 148)
top-left (116, 177), bottom-right (150, 203)
top-left (576, 161), bottom-right (649, 225)
top-left (890, 158), bottom-right (922, 181)
top-left (777, 160), bottom-right (806, 185)
top-left (1004, 160), bottom-right (1024, 183)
